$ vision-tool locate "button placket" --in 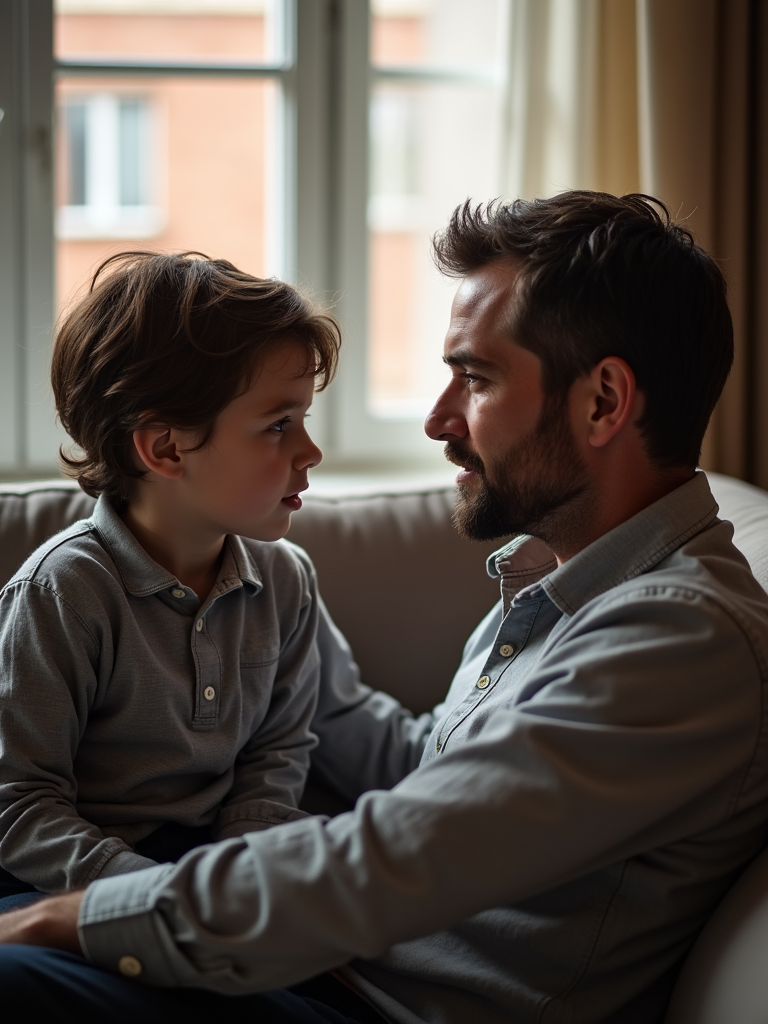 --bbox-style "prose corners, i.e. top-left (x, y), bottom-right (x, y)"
top-left (434, 600), bottom-right (545, 755)
top-left (191, 602), bottom-right (220, 728)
